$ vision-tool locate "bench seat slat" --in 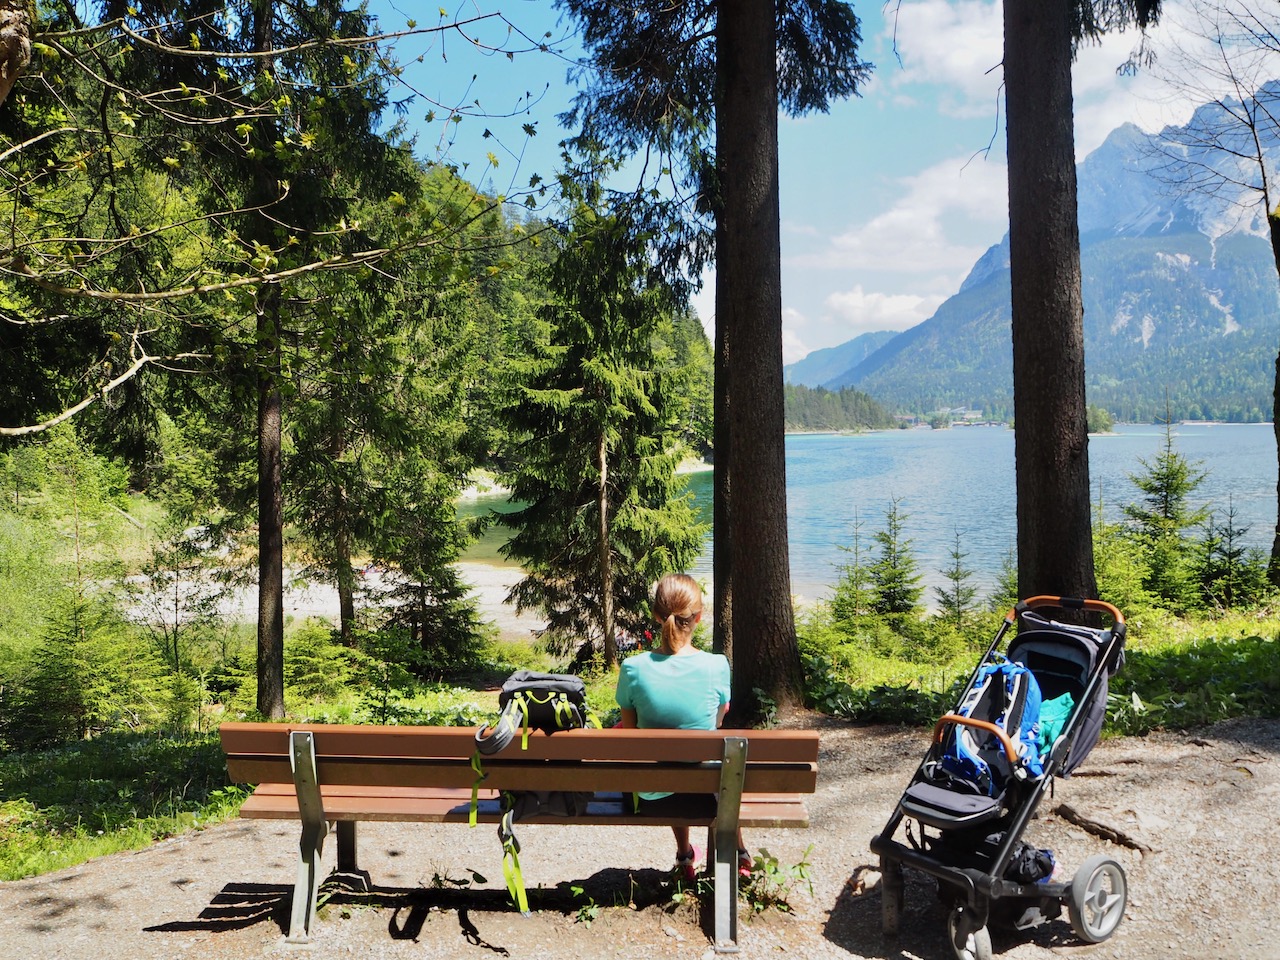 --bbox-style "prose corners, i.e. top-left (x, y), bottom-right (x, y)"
top-left (226, 756), bottom-right (817, 795)
top-left (238, 785), bottom-right (808, 828)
